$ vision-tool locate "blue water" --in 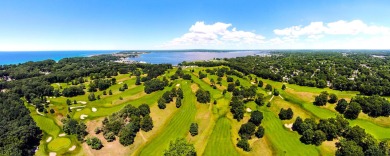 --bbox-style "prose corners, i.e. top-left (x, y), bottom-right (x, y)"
top-left (0, 50), bottom-right (118, 65)
top-left (0, 50), bottom-right (263, 65)
top-left (128, 51), bottom-right (262, 65)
